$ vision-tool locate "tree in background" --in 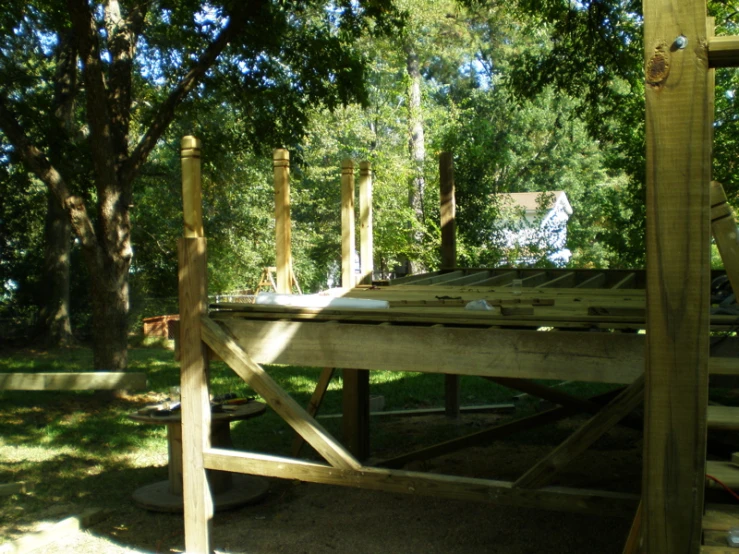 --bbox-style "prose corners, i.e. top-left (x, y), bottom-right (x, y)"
top-left (0, 0), bottom-right (397, 368)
